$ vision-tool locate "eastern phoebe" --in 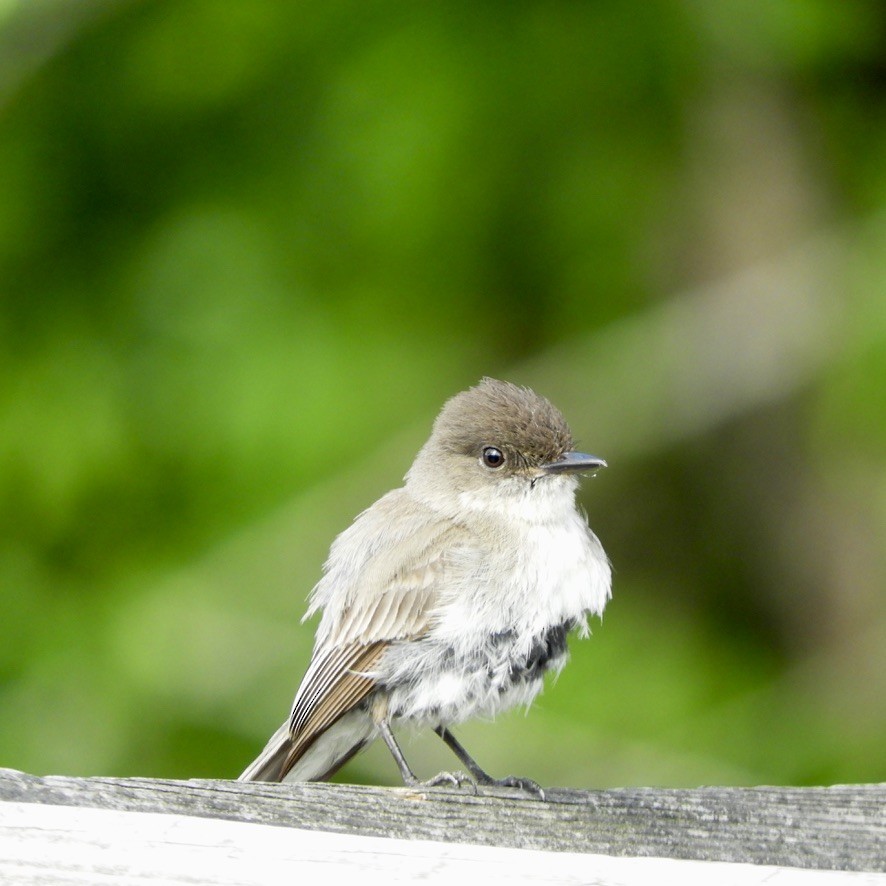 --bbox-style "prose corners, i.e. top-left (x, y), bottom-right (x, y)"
top-left (239, 378), bottom-right (611, 793)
